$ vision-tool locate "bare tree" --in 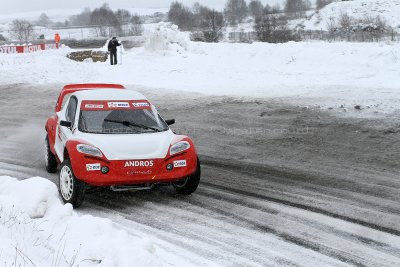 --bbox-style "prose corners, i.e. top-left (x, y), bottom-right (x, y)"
top-left (271, 3), bottom-right (282, 14)
top-left (90, 4), bottom-right (121, 37)
top-left (203, 9), bottom-right (225, 42)
top-left (168, 1), bottom-right (194, 30)
top-left (192, 2), bottom-right (212, 29)
top-left (70, 7), bottom-right (91, 26)
top-left (338, 12), bottom-right (353, 33)
top-left (10, 19), bottom-right (36, 42)
top-left (316, 0), bottom-right (334, 10)
top-left (326, 17), bottom-right (338, 38)
top-left (254, 15), bottom-right (298, 43)
top-left (264, 4), bottom-right (272, 15)
top-left (224, 0), bottom-right (248, 26)
top-left (115, 9), bottom-right (132, 36)
top-left (36, 13), bottom-right (52, 27)
top-left (249, 0), bottom-right (264, 18)
top-left (130, 14), bottom-right (144, 36)
top-left (284, 0), bottom-right (311, 18)
top-left (187, 2), bottom-right (225, 42)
